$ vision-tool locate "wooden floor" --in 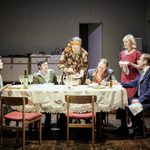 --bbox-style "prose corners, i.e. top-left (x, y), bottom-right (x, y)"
top-left (1, 137), bottom-right (150, 150)
top-left (1, 114), bottom-right (150, 150)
